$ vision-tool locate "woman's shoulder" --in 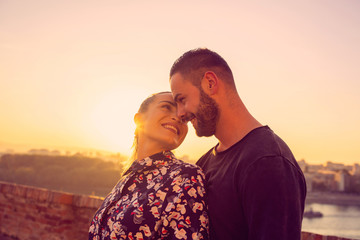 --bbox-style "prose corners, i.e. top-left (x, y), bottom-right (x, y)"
top-left (152, 151), bottom-right (205, 180)
top-left (170, 156), bottom-right (205, 176)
